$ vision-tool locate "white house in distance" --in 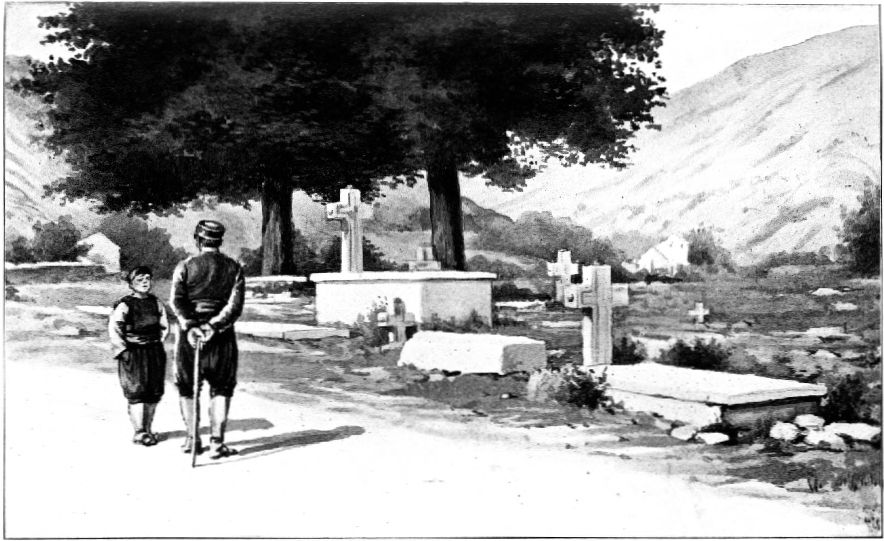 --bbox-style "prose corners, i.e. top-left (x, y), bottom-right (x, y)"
top-left (77, 232), bottom-right (121, 274)
top-left (622, 235), bottom-right (689, 276)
